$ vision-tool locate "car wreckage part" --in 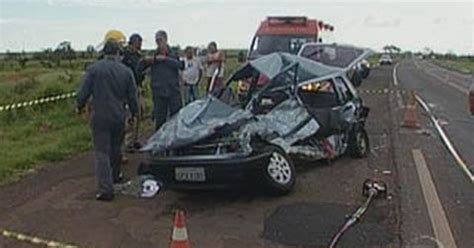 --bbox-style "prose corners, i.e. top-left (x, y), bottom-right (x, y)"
top-left (141, 177), bottom-right (161, 198)
top-left (328, 179), bottom-right (388, 248)
top-left (208, 67), bottom-right (221, 94)
top-left (113, 175), bottom-right (162, 198)
top-left (262, 147), bottom-right (295, 194)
